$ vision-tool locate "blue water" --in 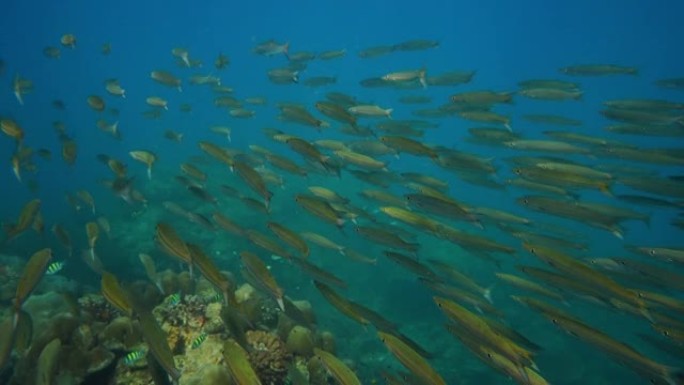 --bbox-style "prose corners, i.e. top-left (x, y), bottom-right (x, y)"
top-left (1, 1), bottom-right (684, 384)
